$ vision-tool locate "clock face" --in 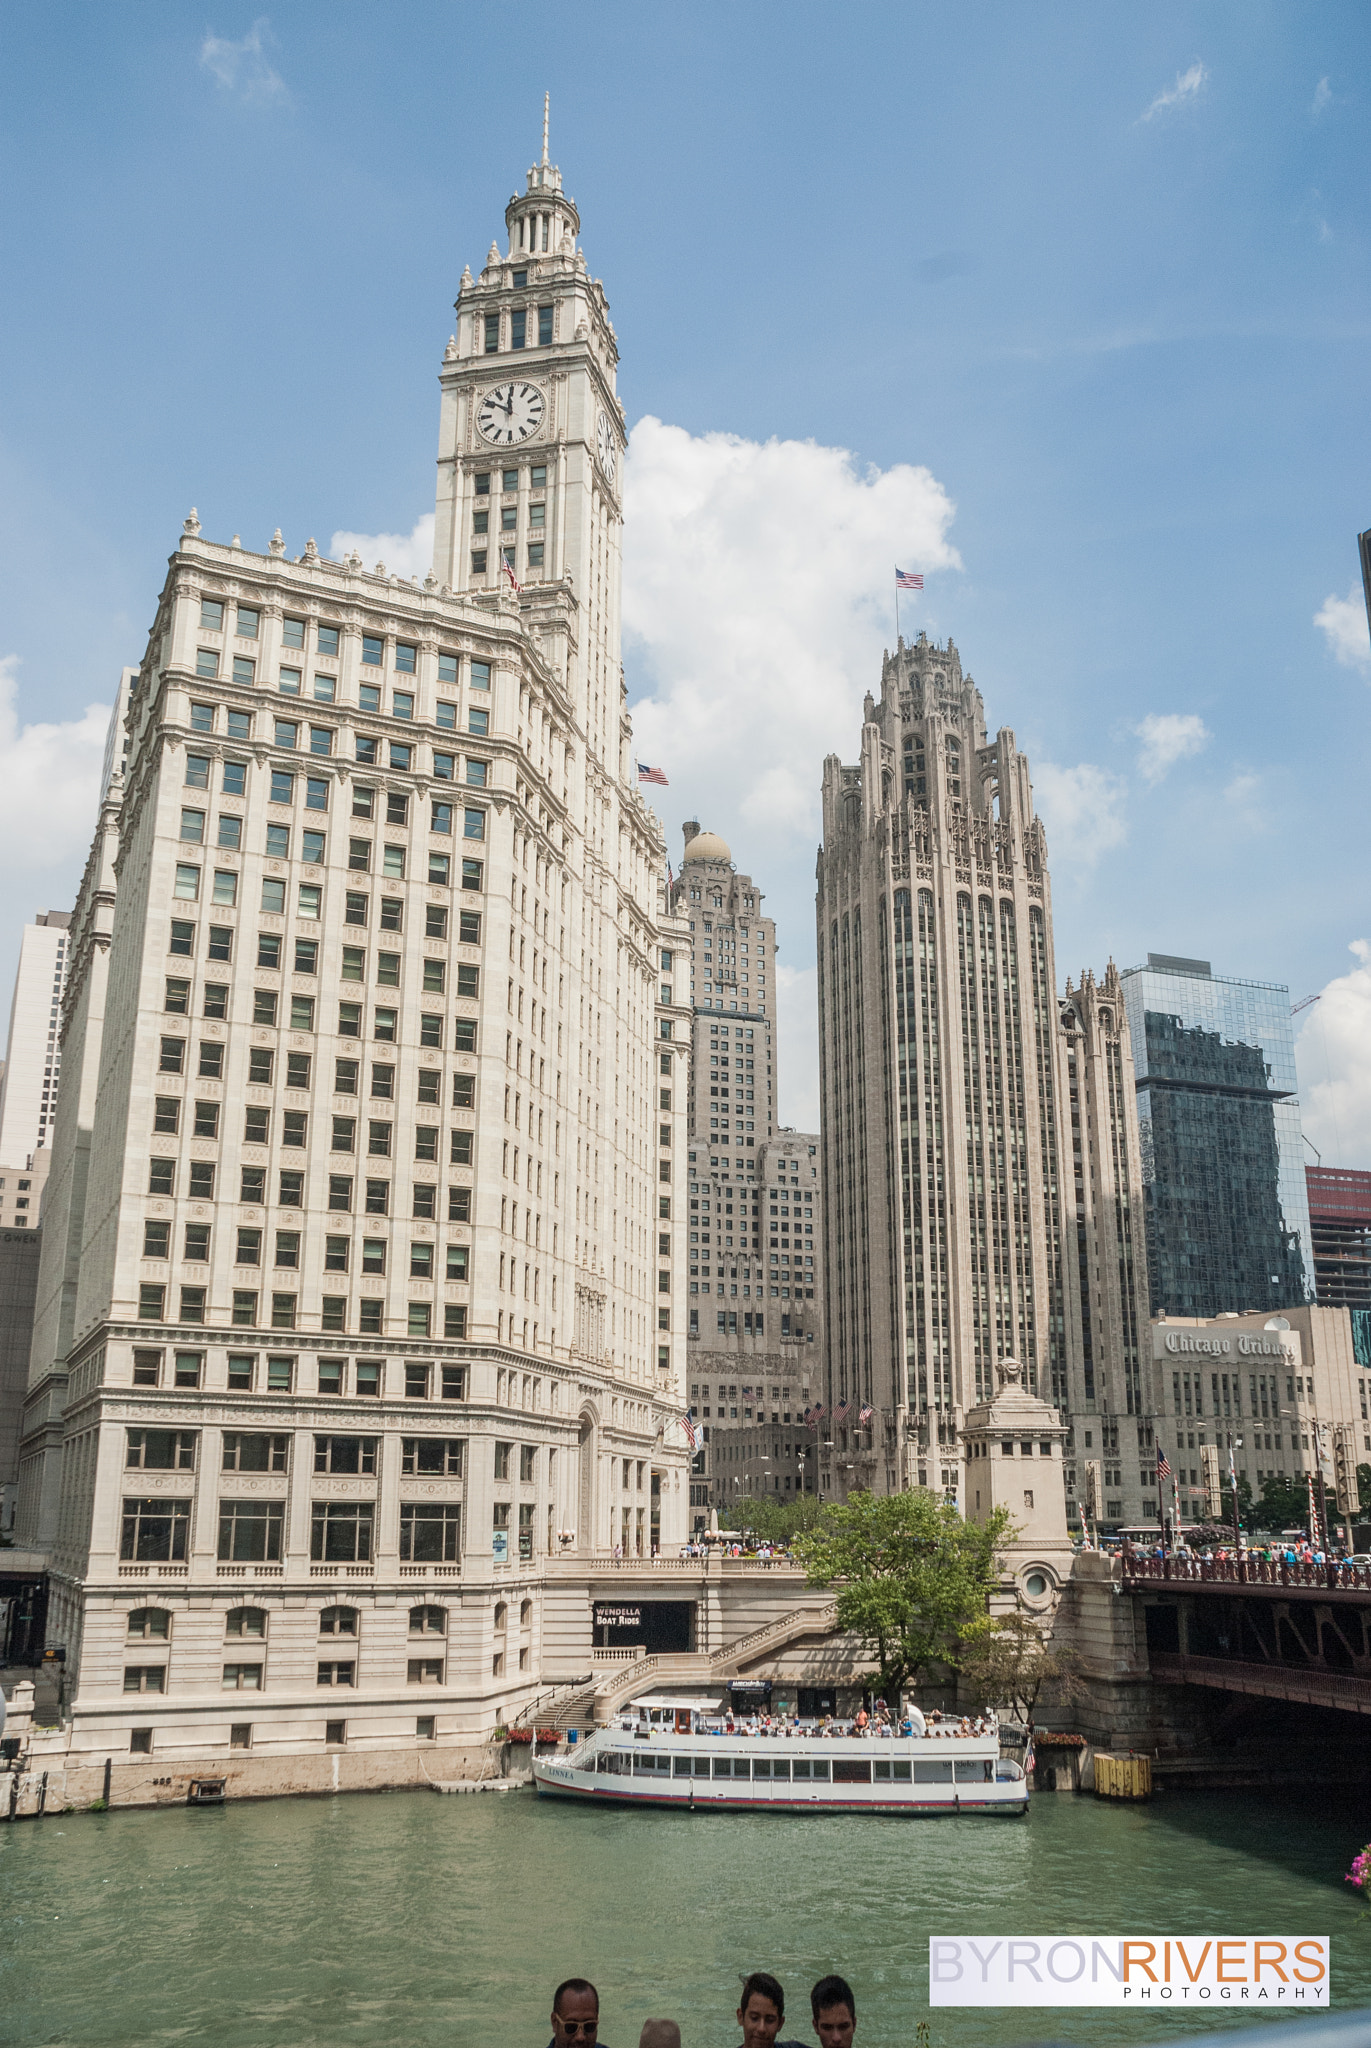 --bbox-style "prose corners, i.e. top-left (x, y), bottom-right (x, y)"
top-left (596, 410), bottom-right (618, 482)
top-left (476, 381), bottom-right (546, 445)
